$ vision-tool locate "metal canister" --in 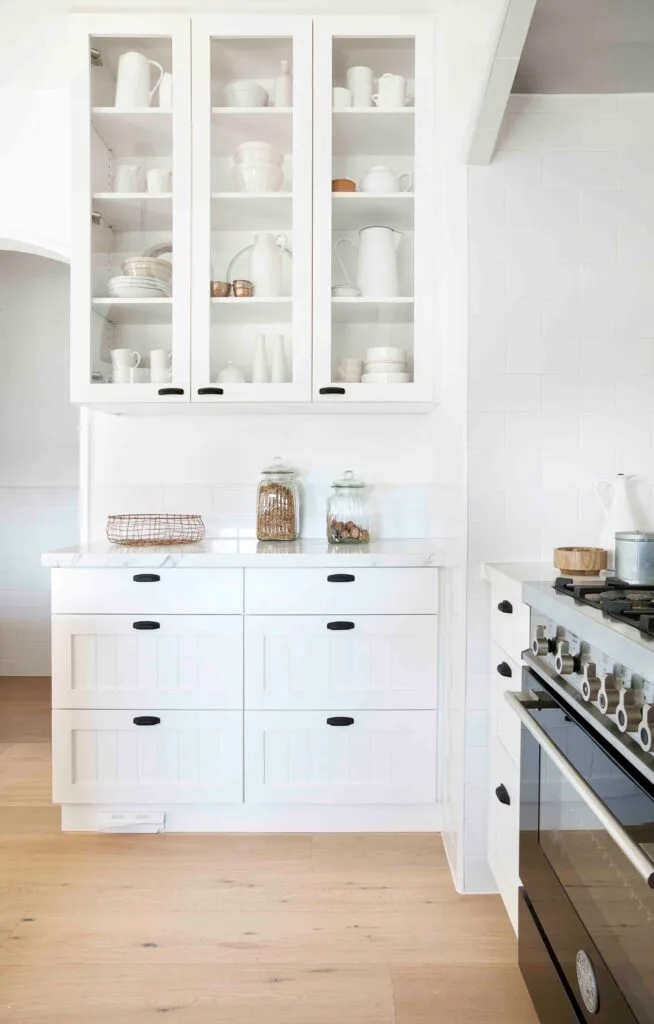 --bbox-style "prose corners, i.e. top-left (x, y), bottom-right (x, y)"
top-left (614, 531), bottom-right (654, 585)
